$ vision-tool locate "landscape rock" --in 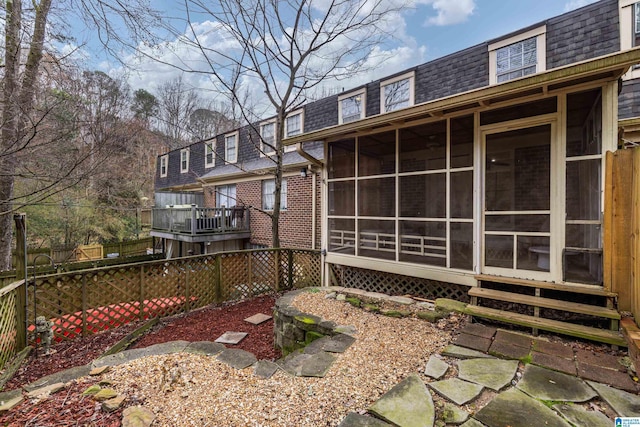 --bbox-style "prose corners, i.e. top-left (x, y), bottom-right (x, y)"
top-left (0, 389), bottom-right (23, 412)
top-left (424, 355), bottom-right (449, 379)
top-left (369, 373), bottom-right (434, 427)
top-left (26, 382), bottom-right (65, 399)
top-left (93, 388), bottom-right (118, 401)
top-left (102, 394), bottom-right (126, 412)
top-left (122, 406), bottom-right (155, 427)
